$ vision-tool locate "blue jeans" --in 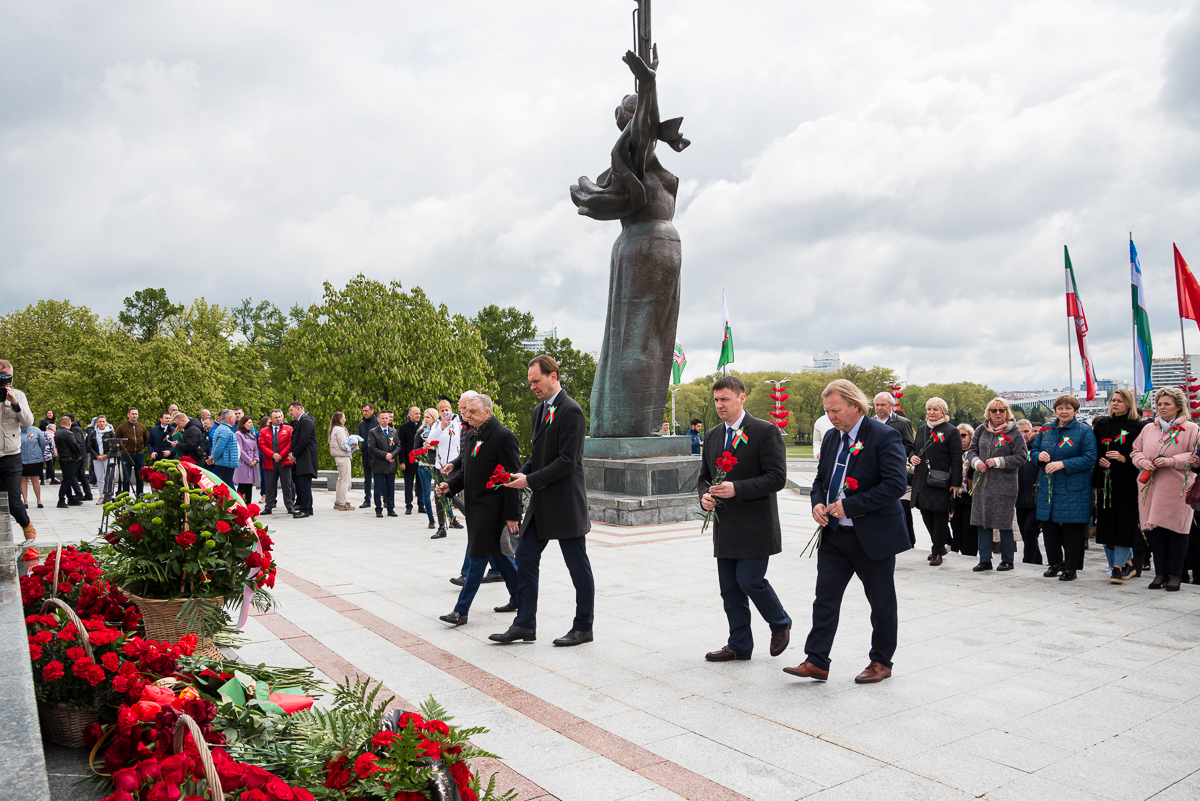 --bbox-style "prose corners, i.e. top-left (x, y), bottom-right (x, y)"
top-left (977, 527), bottom-right (1015, 565)
top-left (454, 554), bottom-right (519, 615)
top-left (120, 453), bottom-right (145, 495)
top-left (417, 466), bottom-right (434, 521)
top-left (462, 550), bottom-right (512, 577)
top-left (1105, 545), bottom-right (1134, 570)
